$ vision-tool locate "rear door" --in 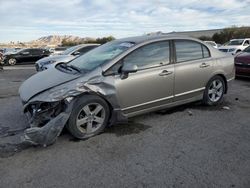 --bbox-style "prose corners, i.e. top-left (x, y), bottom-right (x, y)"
top-left (173, 40), bottom-right (214, 101)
